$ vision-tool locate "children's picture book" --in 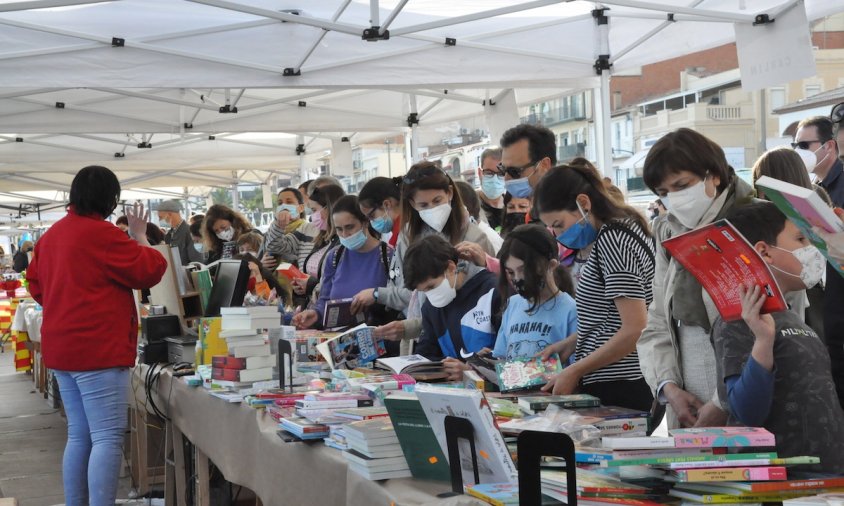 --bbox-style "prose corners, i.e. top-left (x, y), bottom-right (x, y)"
top-left (316, 324), bottom-right (386, 369)
top-left (415, 383), bottom-right (518, 485)
top-left (670, 427), bottom-right (776, 448)
top-left (464, 482), bottom-right (521, 505)
top-left (756, 175), bottom-right (844, 276)
top-left (322, 297), bottom-right (366, 330)
top-left (495, 354), bottom-right (563, 393)
top-left (662, 219), bottom-right (787, 321)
